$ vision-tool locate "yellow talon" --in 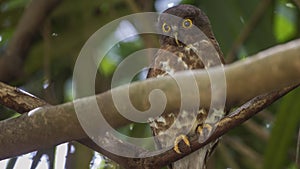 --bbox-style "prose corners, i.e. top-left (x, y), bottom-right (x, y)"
top-left (174, 145), bottom-right (181, 154)
top-left (197, 123), bottom-right (213, 142)
top-left (173, 134), bottom-right (190, 154)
